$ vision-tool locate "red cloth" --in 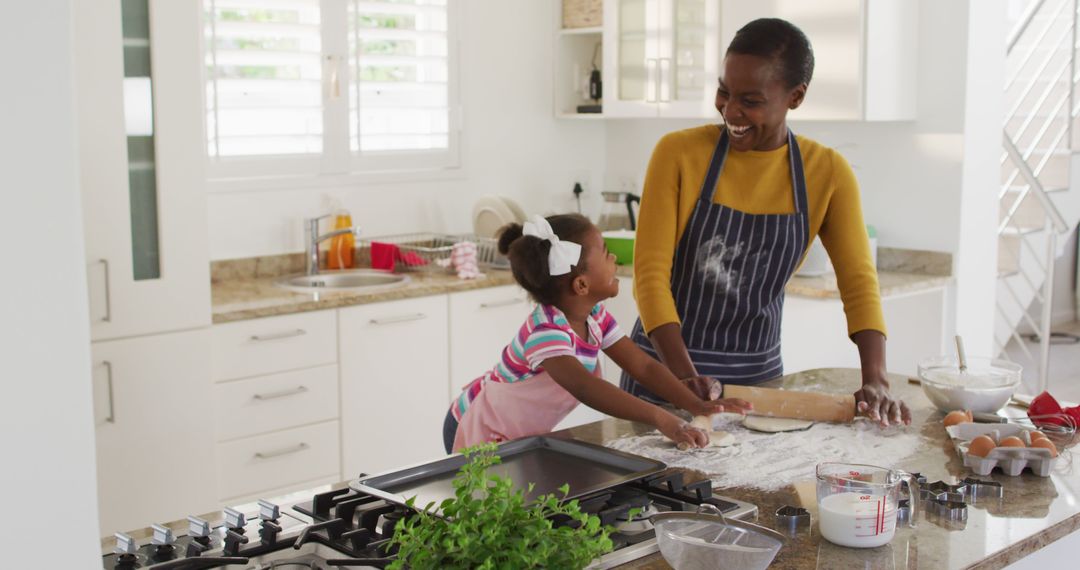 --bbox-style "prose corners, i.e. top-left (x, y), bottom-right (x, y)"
top-left (370, 242), bottom-right (399, 271)
top-left (1028, 392), bottom-right (1080, 427)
